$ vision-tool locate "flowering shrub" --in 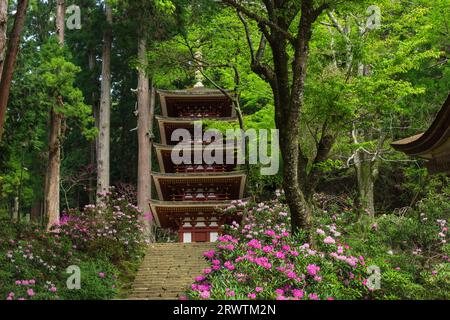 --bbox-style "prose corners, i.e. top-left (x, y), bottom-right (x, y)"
top-left (55, 190), bottom-right (148, 263)
top-left (0, 189), bottom-right (147, 300)
top-left (324, 184), bottom-right (450, 300)
top-left (186, 201), bottom-right (372, 300)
